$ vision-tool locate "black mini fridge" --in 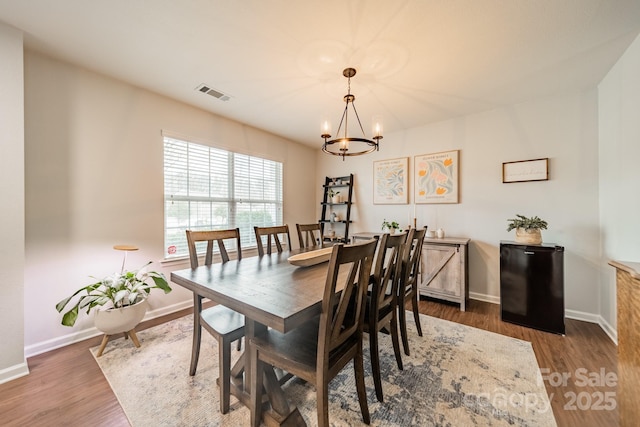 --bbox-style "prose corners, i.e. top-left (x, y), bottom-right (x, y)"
top-left (500, 241), bottom-right (565, 335)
